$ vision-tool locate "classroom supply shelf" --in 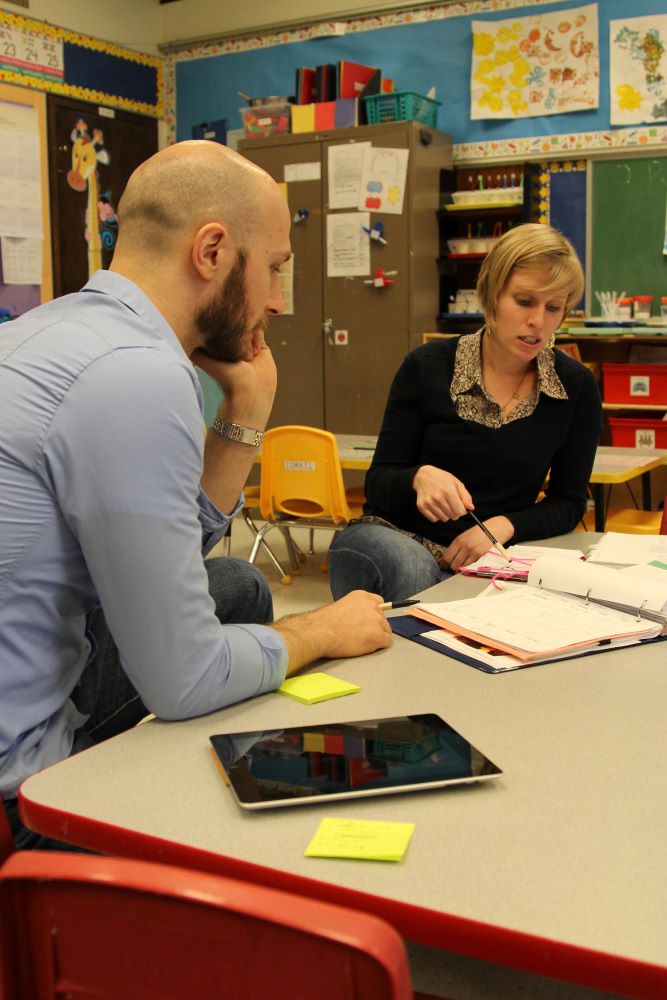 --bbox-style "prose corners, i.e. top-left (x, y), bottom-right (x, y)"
top-left (556, 331), bottom-right (667, 450)
top-left (438, 163), bottom-right (536, 330)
